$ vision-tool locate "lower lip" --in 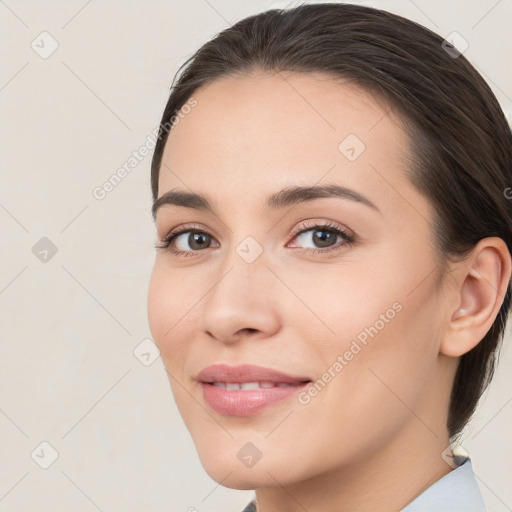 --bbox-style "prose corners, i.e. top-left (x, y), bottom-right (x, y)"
top-left (200, 382), bottom-right (310, 416)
